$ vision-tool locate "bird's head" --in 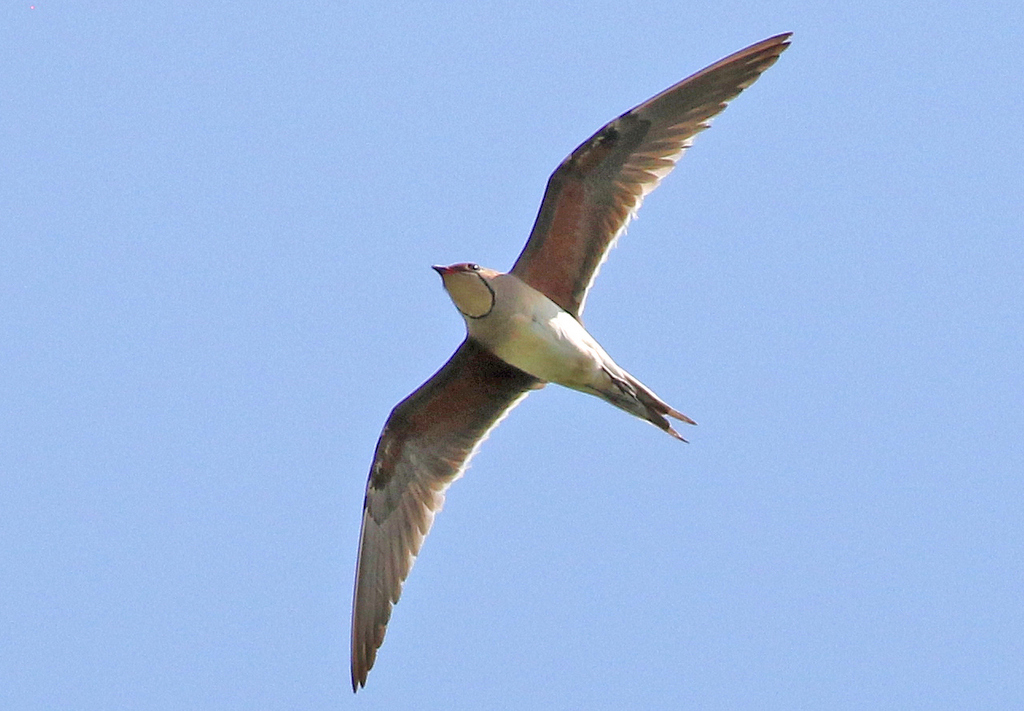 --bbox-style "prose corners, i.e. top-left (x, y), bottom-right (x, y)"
top-left (432, 263), bottom-right (500, 319)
